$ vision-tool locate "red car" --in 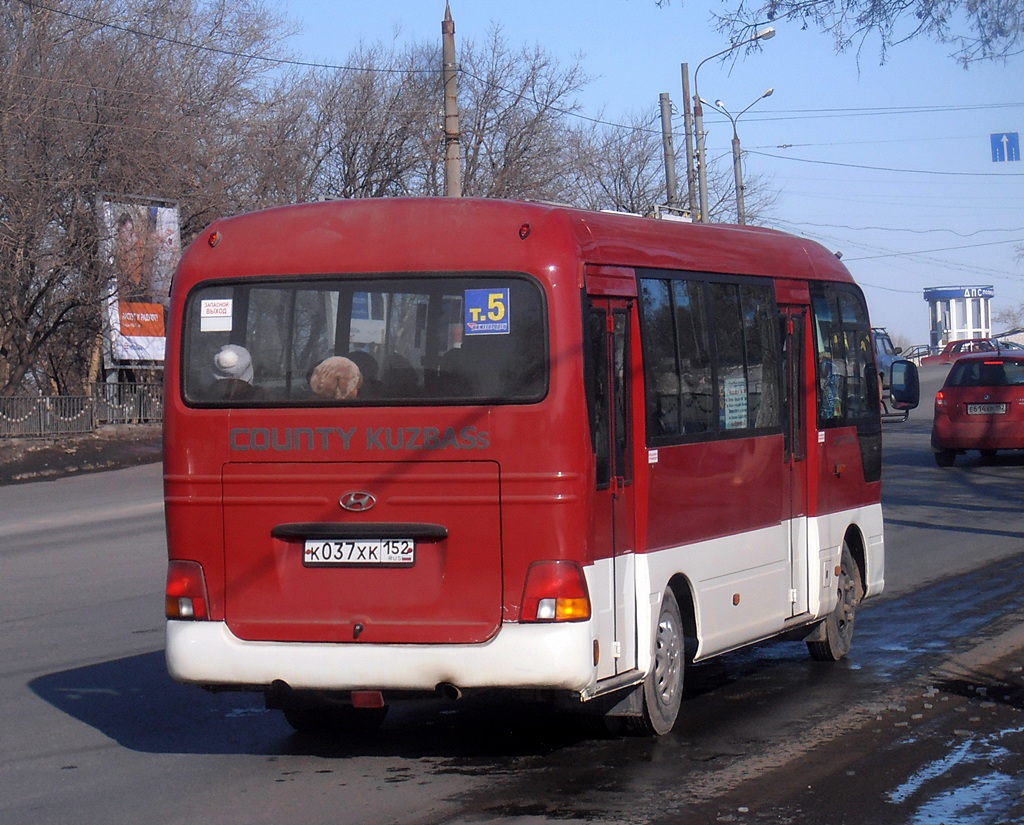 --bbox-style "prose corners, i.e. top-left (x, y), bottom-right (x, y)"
top-left (920, 338), bottom-right (998, 367)
top-left (932, 352), bottom-right (1024, 467)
